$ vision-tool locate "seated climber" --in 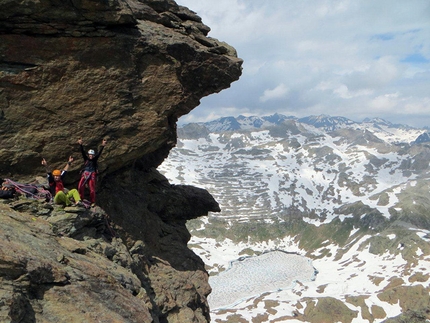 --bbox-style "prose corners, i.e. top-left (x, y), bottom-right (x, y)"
top-left (42, 156), bottom-right (83, 207)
